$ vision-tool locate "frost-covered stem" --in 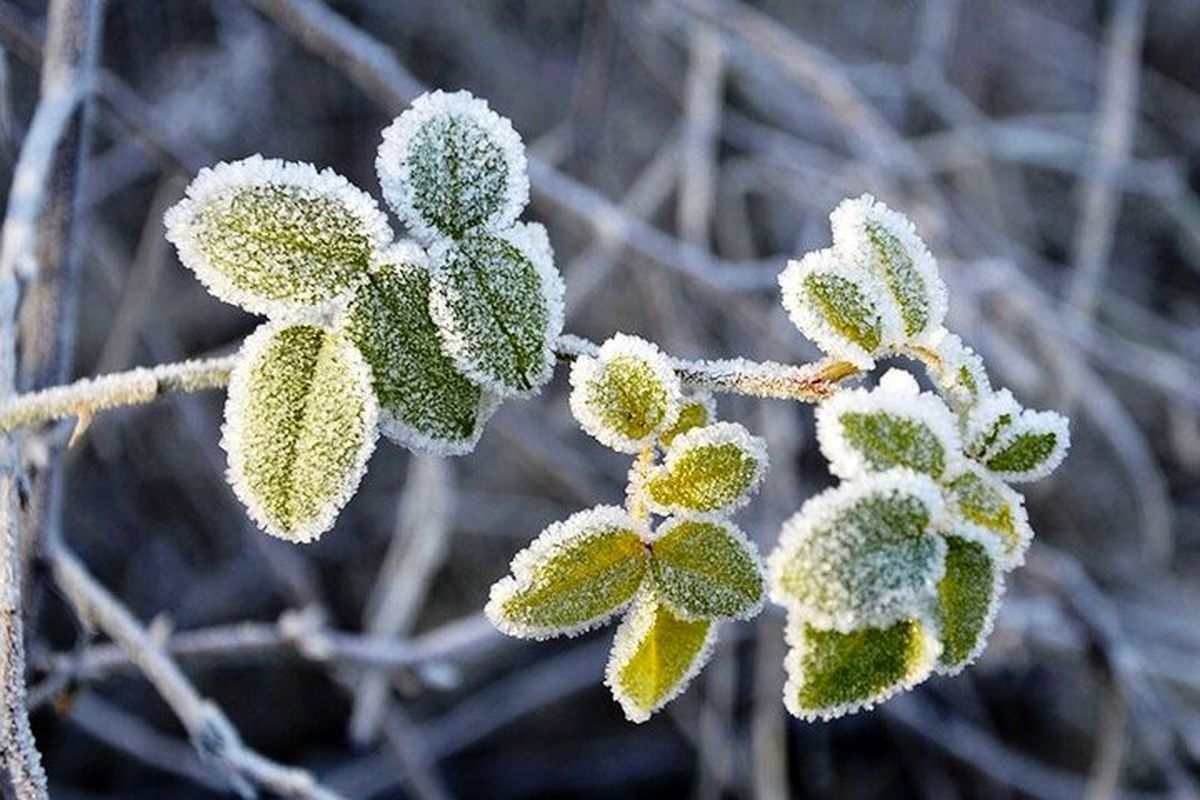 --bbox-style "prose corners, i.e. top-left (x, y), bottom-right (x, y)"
top-left (674, 356), bottom-right (860, 401)
top-left (44, 533), bottom-right (345, 799)
top-left (629, 447), bottom-right (655, 523)
top-left (0, 355), bottom-right (236, 431)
